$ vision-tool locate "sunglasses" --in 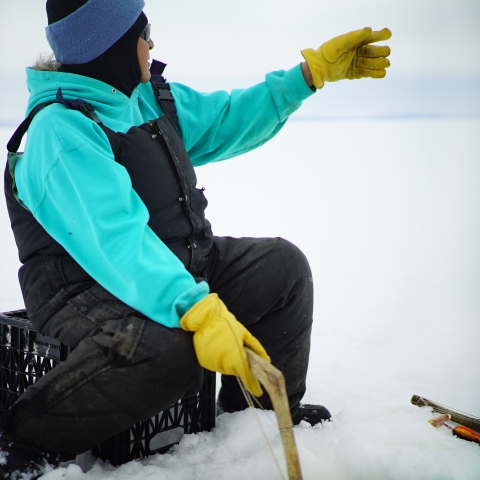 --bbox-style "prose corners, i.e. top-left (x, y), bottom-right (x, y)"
top-left (140, 23), bottom-right (151, 42)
